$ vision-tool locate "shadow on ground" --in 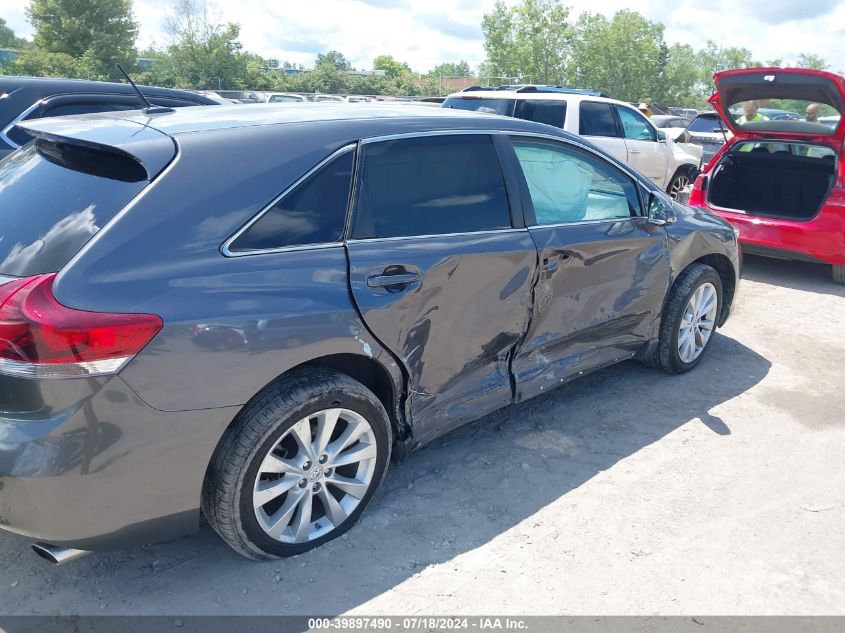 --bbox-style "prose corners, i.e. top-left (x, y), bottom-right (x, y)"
top-left (0, 334), bottom-right (770, 616)
top-left (741, 254), bottom-right (844, 297)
